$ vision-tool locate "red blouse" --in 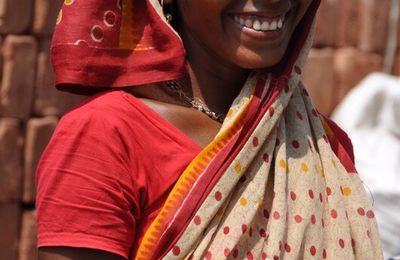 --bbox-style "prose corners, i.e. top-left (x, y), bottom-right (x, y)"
top-left (35, 90), bottom-right (201, 258)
